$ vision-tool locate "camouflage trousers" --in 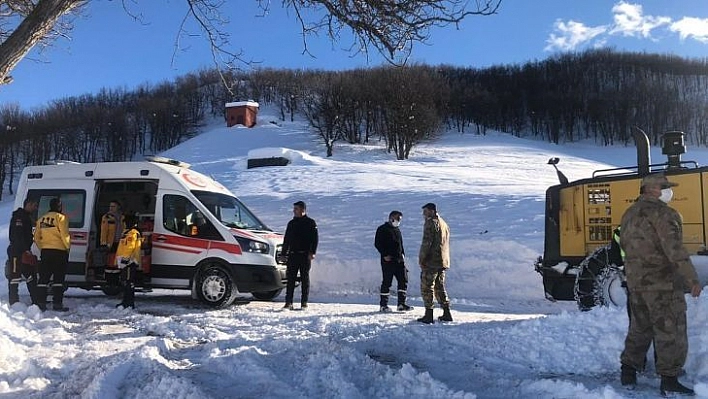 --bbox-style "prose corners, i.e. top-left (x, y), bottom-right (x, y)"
top-left (420, 268), bottom-right (450, 310)
top-left (620, 289), bottom-right (687, 377)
